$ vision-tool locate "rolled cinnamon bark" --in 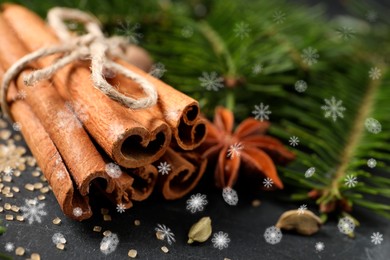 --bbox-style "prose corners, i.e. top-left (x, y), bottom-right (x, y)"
top-left (2, 4), bottom-right (172, 168)
top-left (155, 148), bottom-right (207, 200)
top-left (128, 164), bottom-right (158, 201)
top-left (0, 14), bottom-right (122, 197)
top-left (0, 66), bottom-right (91, 221)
